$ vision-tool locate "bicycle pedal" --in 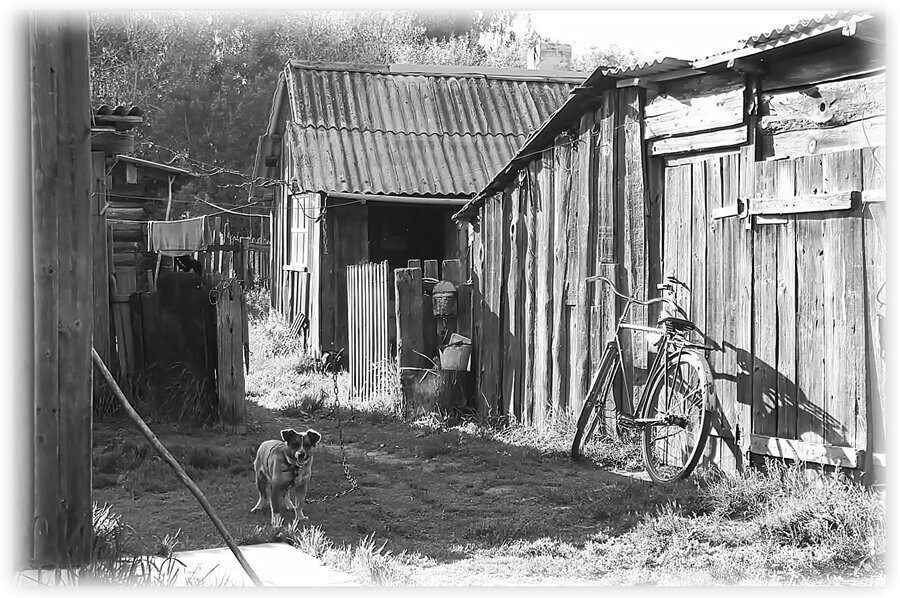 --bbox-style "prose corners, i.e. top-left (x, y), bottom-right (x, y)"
top-left (617, 414), bottom-right (639, 428)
